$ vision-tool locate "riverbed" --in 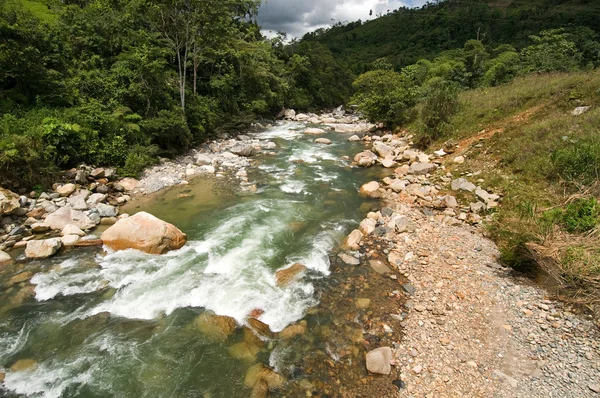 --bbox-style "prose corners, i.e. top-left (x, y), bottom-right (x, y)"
top-left (0, 121), bottom-right (382, 397)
